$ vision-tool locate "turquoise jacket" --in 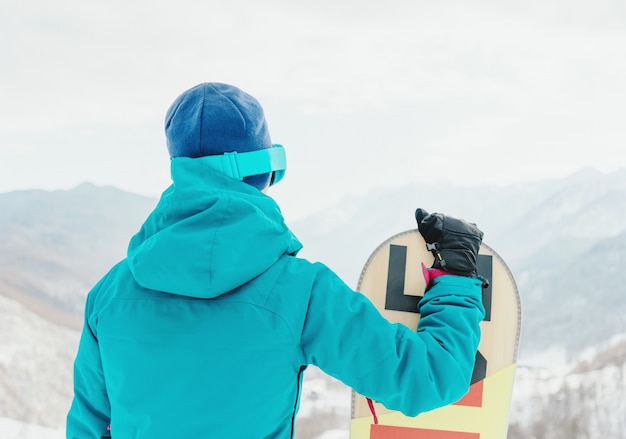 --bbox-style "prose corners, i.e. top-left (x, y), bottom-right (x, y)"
top-left (67, 157), bottom-right (485, 438)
